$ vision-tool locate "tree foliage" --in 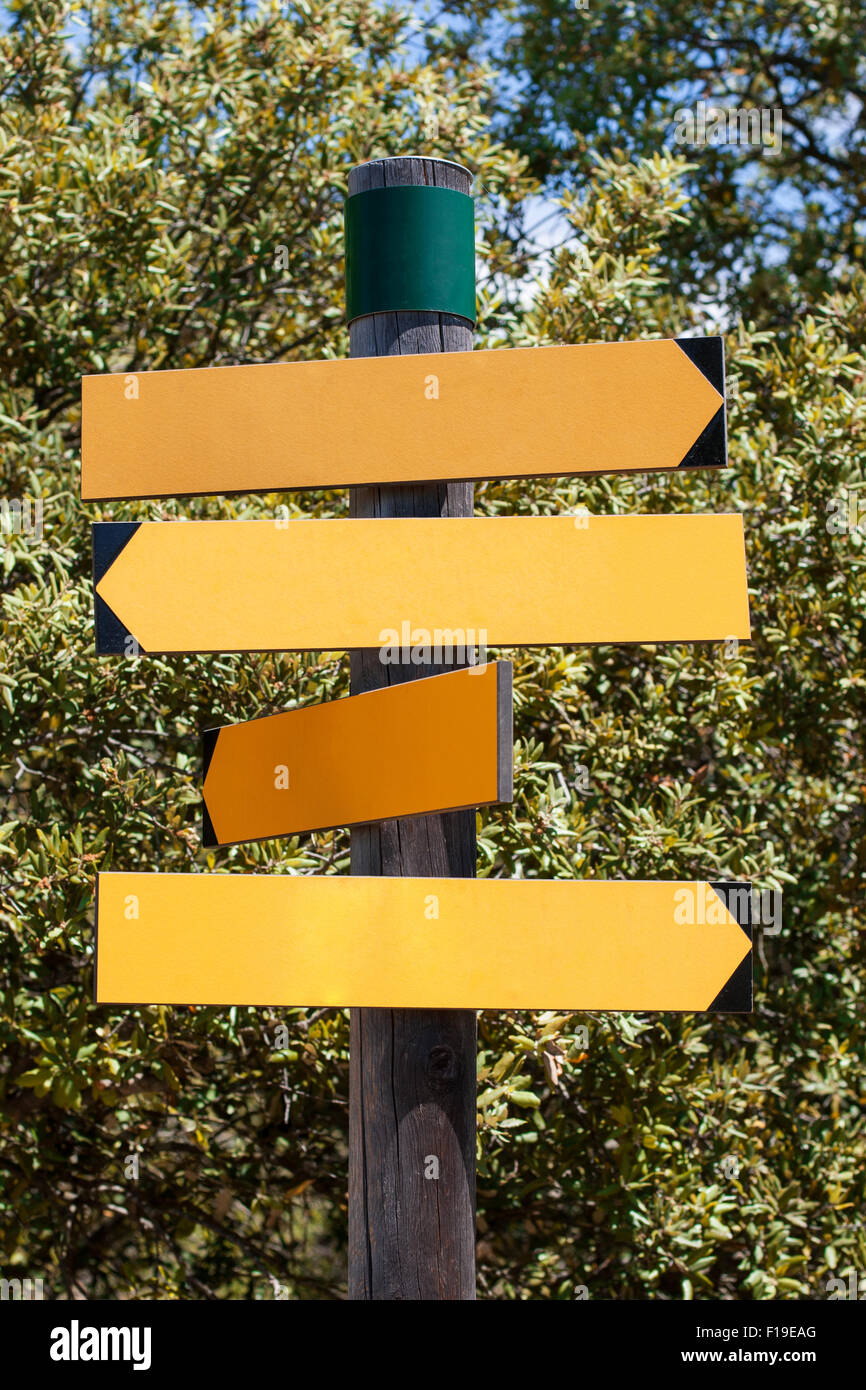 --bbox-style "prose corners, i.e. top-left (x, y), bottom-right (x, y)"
top-left (426, 0), bottom-right (866, 325)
